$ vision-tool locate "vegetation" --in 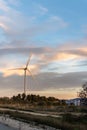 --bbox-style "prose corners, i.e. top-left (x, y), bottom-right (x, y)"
top-left (78, 82), bottom-right (87, 106)
top-left (0, 93), bottom-right (87, 113)
top-left (0, 93), bottom-right (87, 129)
top-left (0, 110), bottom-right (87, 130)
top-left (0, 93), bottom-right (66, 107)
